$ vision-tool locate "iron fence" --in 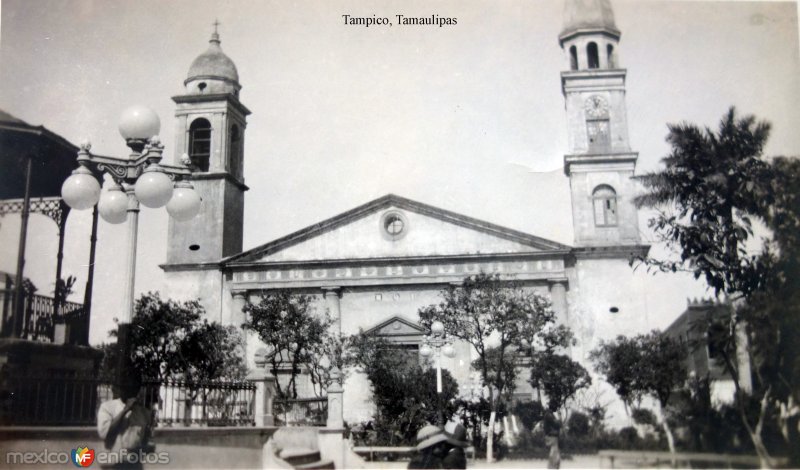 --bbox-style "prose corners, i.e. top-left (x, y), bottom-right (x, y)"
top-left (0, 373), bottom-right (255, 427)
top-left (0, 288), bottom-right (86, 343)
top-left (153, 378), bottom-right (256, 427)
top-left (273, 397), bottom-right (327, 426)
